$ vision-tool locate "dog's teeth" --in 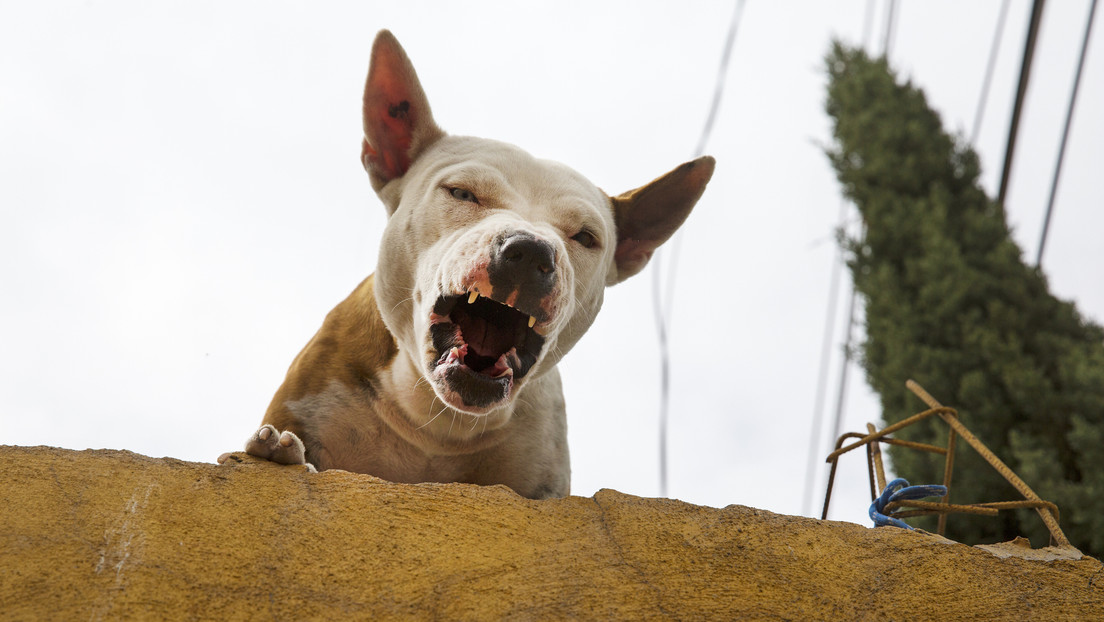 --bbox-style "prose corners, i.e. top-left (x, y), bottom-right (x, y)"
top-left (528, 316), bottom-right (537, 328)
top-left (446, 346), bottom-right (463, 365)
top-left (468, 291), bottom-right (479, 305)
